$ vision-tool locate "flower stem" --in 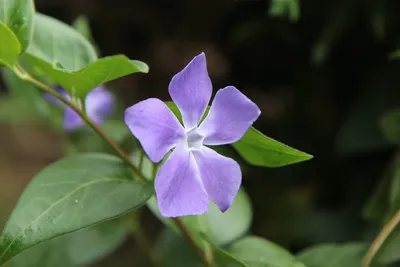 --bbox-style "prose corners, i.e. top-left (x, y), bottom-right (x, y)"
top-left (15, 65), bottom-right (210, 266)
top-left (14, 65), bottom-right (141, 177)
top-left (362, 209), bottom-right (400, 267)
